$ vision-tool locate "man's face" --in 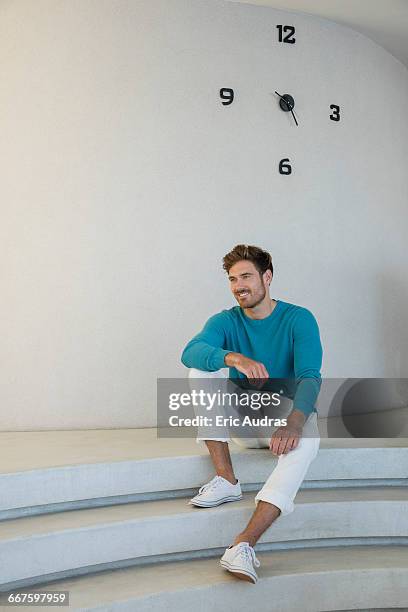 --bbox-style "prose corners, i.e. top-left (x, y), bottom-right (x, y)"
top-left (228, 260), bottom-right (271, 309)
